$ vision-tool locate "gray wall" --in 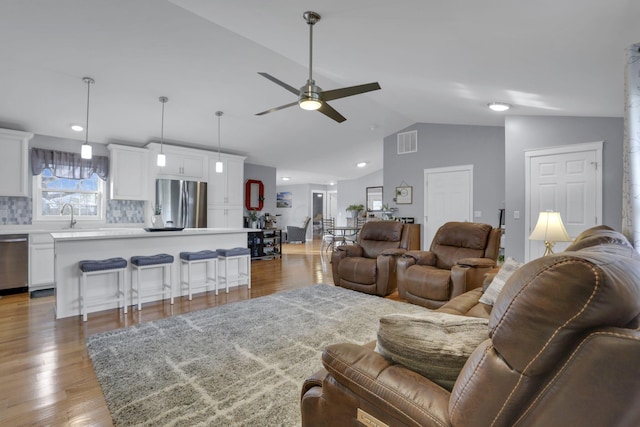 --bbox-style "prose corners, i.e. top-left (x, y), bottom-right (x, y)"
top-left (336, 169), bottom-right (383, 226)
top-left (504, 115), bottom-right (624, 261)
top-left (383, 123), bottom-right (505, 248)
top-left (276, 183), bottom-right (331, 240)
top-left (244, 163), bottom-right (277, 216)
